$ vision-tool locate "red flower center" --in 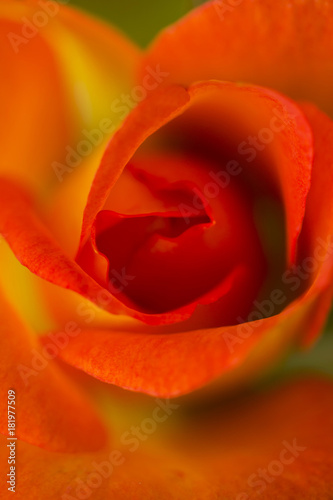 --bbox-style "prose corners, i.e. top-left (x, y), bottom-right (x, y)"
top-left (88, 152), bottom-right (266, 323)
